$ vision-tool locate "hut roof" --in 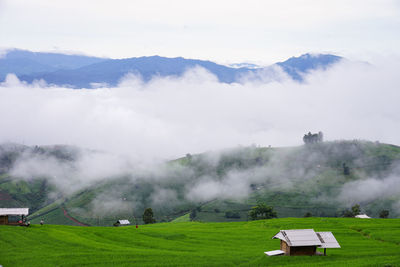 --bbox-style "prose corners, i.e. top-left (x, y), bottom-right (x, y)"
top-left (273, 229), bottom-right (340, 248)
top-left (355, 214), bottom-right (371, 219)
top-left (316, 232), bottom-right (341, 248)
top-left (0, 208), bottom-right (29, 216)
top-left (117, 220), bottom-right (130, 225)
top-left (273, 229), bottom-right (322, 247)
